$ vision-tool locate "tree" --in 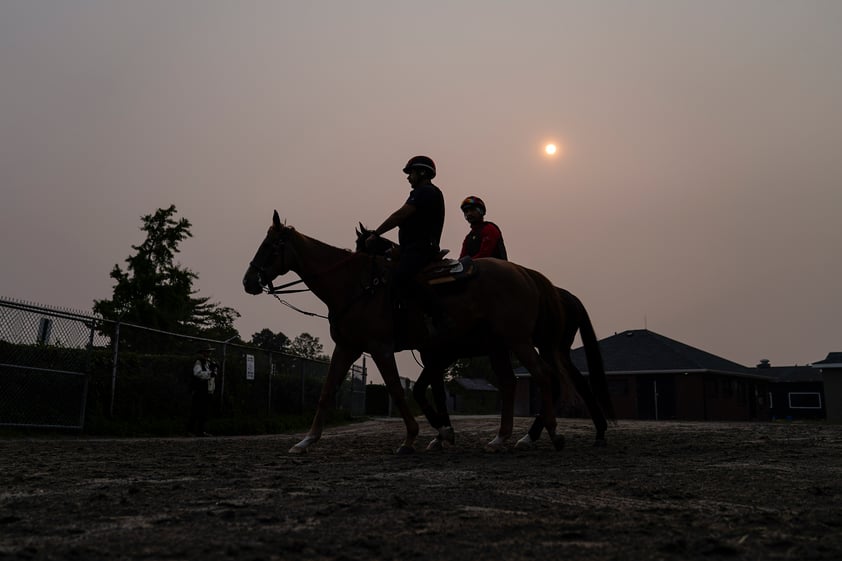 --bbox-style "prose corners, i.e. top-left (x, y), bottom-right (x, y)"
top-left (93, 205), bottom-right (240, 349)
top-left (446, 357), bottom-right (493, 381)
top-left (250, 328), bottom-right (289, 352)
top-left (286, 332), bottom-right (325, 360)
